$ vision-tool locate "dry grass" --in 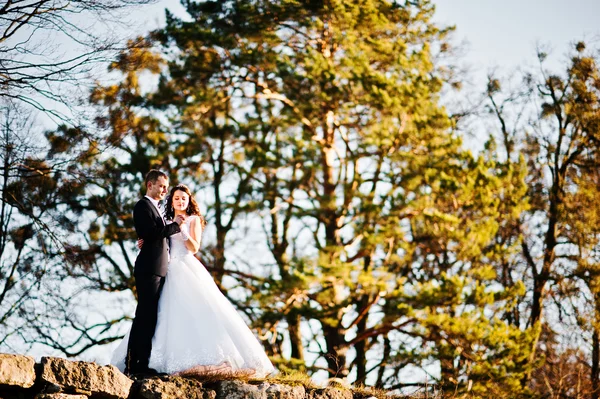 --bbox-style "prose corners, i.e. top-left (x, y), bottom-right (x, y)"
top-left (263, 369), bottom-right (319, 388)
top-left (402, 388), bottom-right (444, 399)
top-left (352, 383), bottom-right (444, 399)
top-left (352, 384), bottom-right (393, 399)
top-left (263, 371), bottom-right (446, 399)
top-left (174, 368), bottom-right (449, 398)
